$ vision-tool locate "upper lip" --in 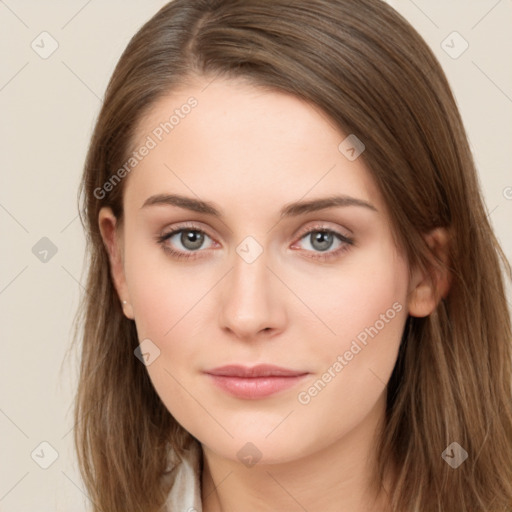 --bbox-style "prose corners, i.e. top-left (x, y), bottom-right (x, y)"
top-left (205, 364), bottom-right (308, 378)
